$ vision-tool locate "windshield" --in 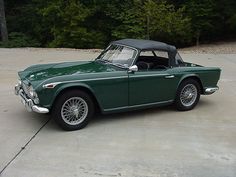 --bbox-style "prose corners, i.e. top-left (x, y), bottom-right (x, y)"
top-left (96, 44), bottom-right (137, 68)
